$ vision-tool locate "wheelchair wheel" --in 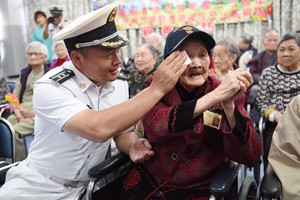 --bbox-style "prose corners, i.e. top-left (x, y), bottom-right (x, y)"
top-left (237, 176), bottom-right (257, 200)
